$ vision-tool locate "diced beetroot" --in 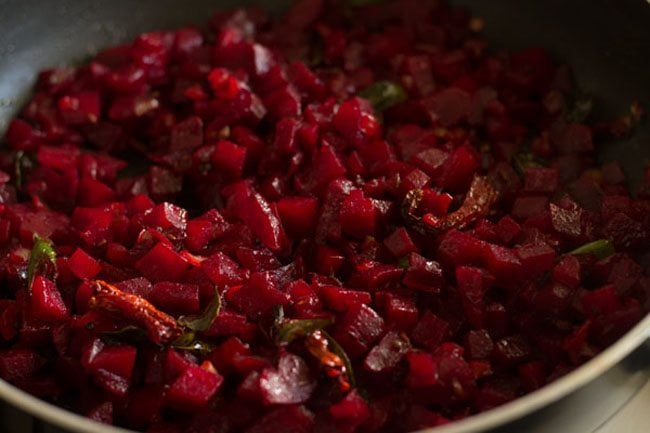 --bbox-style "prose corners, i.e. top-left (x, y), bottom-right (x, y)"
top-left (582, 284), bottom-right (621, 317)
top-left (376, 292), bottom-right (419, 332)
top-left (524, 167), bottom-right (559, 193)
top-left (144, 203), bottom-right (188, 232)
top-left (535, 282), bottom-right (575, 315)
top-left (482, 244), bottom-right (522, 286)
top-left (86, 401), bottom-right (113, 424)
top-left (436, 145), bottom-right (480, 191)
top-left (314, 245), bottom-right (345, 275)
top-left (496, 215), bottom-right (521, 245)
top-left (518, 361), bottom-right (546, 392)
top-left (515, 242), bottom-right (556, 278)
top-left (212, 140), bottom-right (247, 178)
top-left (185, 210), bottom-right (230, 252)
top-left (464, 330), bottom-right (494, 359)
top-left (364, 331), bottom-right (411, 373)
top-left (329, 390), bottom-right (370, 427)
top-left (333, 303), bottom-right (385, 358)
top-left (383, 227), bottom-right (419, 258)
top-left (232, 190), bottom-right (288, 252)
top-left (277, 197), bottom-right (319, 238)
top-left (225, 273), bottom-right (291, 319)
top-left (554, 123), bottom-right (593, 154)
top-left (320, 286), bottom-right (371, 312)
top-left (456, 266), bottom-right (492, 328)
top-left (0, 349), bottom-right (46, 382)
top-left (402, 253), bottom-right (444, 293)
top-left (68, 248), bottom-right (102, 280)
top-left (88, 345), bottom-right (137, 381)
top-left (30, 275), bottom-right (68, 323)
top-left (259, 352), bottom-right (315, 405)
top-left (245, 406), bottom-right (314, 433)
top-left (511, 196), bottom-right (549, 221)
top-left (492, 335), bottom-right (530, 367)
top-left (339, 189), bottom-right (377, 239)
top-left (332, 97), bottom-right (380, 147)
top-left (411, 148), bottom-right (449, 178)
top-left (135, 242), bottom-right (190, 282)
top-left (166, 363), bottom-right (223, 411)
top-left (424, 87), bottom-right (472, 127)
top-left (149, 282), bottom-right (200, 314)
top-left (437, 230), bottom-right (485, 267)
top-left (410, 311), bottom-right (449, 351)
top-left (406, 351), bottom-right (438, 388)
top-left (552, 256), bottom-right (581, 288)
top-left (202, 252), bottom-right (247, 287)
top-left (348, 262), bottom-right (403, 291)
